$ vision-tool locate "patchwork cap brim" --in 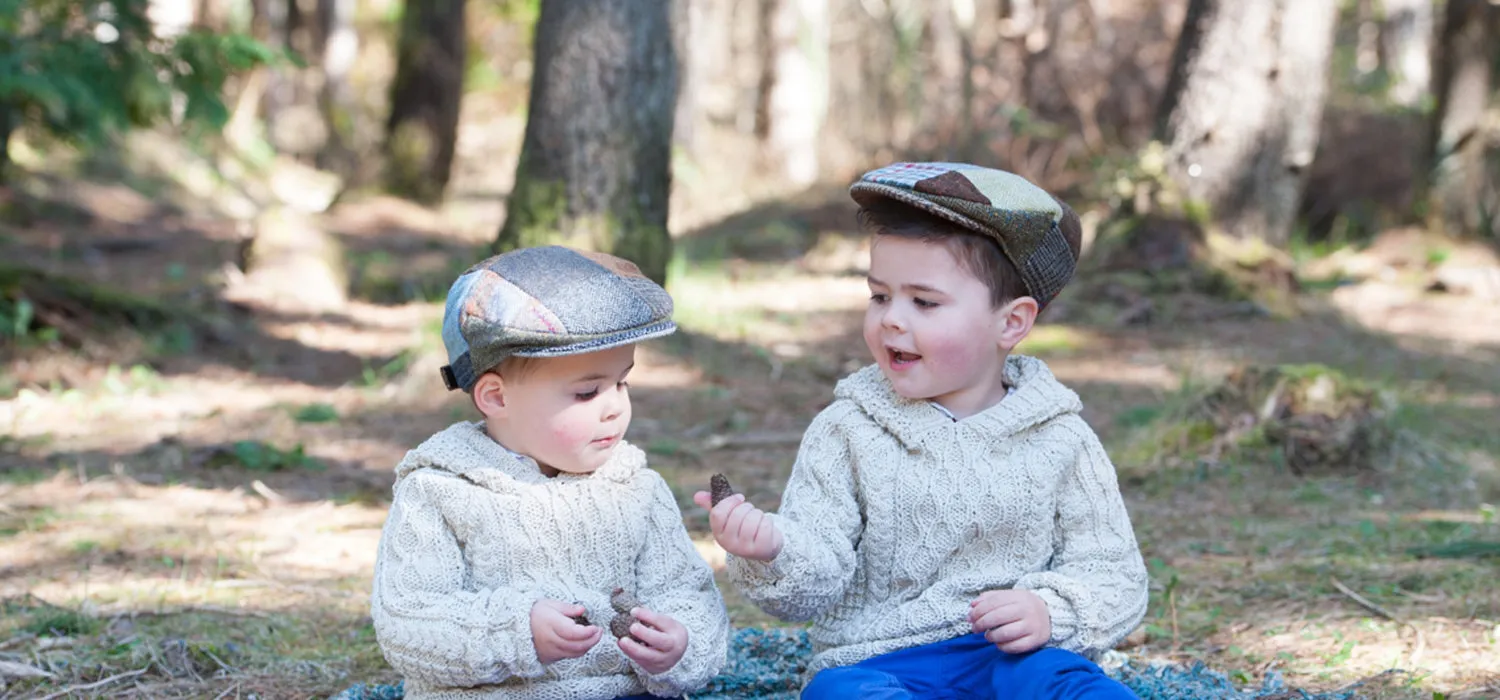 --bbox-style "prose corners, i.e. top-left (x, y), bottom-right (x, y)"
top-left (509, 319), bottom-right (677, 358)
top-left (850, 182), bottom-right (994, 239)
